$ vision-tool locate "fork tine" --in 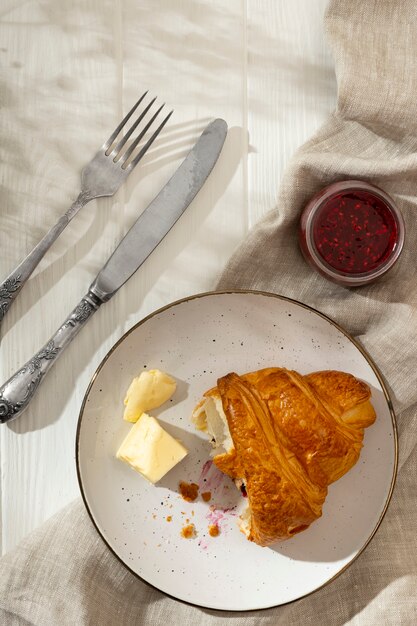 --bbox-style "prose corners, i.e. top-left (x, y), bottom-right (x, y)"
top-left (103, 91), bottom-right (148, 152)
top-left (111, 97), bottom-right (157, 158)
top-left (119, 103), bottom-right (166, 166)
top-left (125, 110), bottom-right (174, 172)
